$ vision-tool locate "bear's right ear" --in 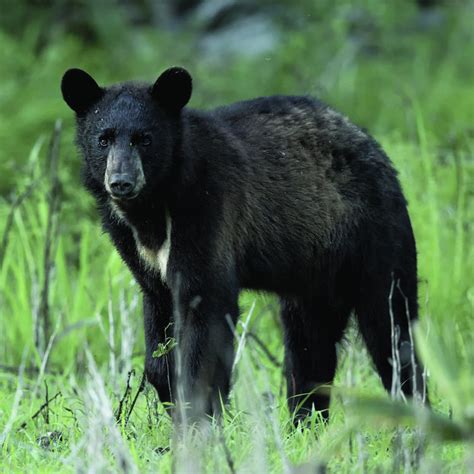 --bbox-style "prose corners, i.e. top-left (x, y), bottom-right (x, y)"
top-left (61, 68), bottom-right (104, 115)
